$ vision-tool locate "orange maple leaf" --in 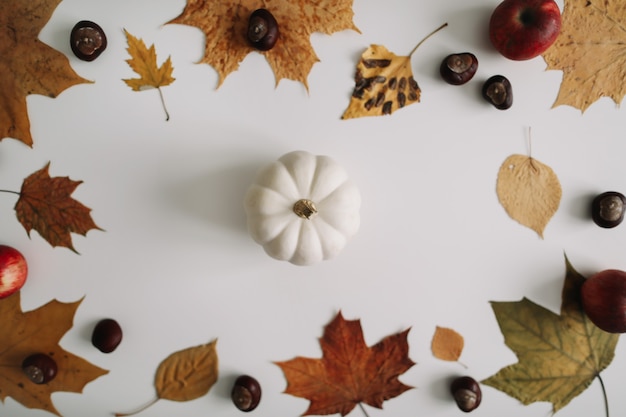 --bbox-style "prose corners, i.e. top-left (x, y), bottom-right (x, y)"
top-left (0, 292), bottom-right (108, 416)
top-left (275, 311), bottom-right (414, 416)
top-left (123, 29), bottom-right (175, 120)
top-left (14, 162), bottom-right (102, 253)
top-left (166, 0), bottom-right (359, 89)
top-left (0, 0), bottom-right (91, 147)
